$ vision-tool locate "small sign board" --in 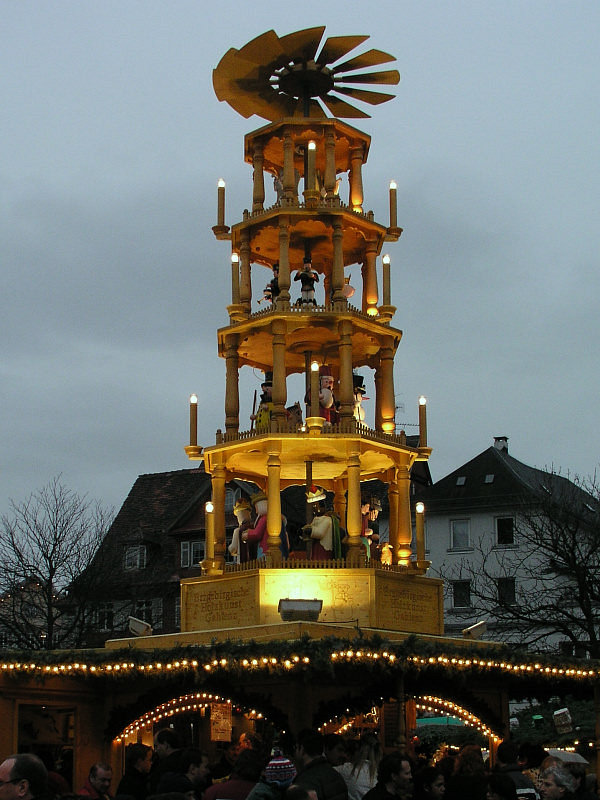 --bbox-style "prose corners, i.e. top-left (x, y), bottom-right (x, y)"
top-left (210, 702), bottom-right (232, 742)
